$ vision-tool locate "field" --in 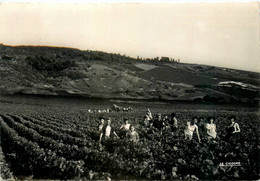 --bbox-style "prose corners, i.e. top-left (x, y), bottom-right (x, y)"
top-left (0, 95), bottom-right (259, 180)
